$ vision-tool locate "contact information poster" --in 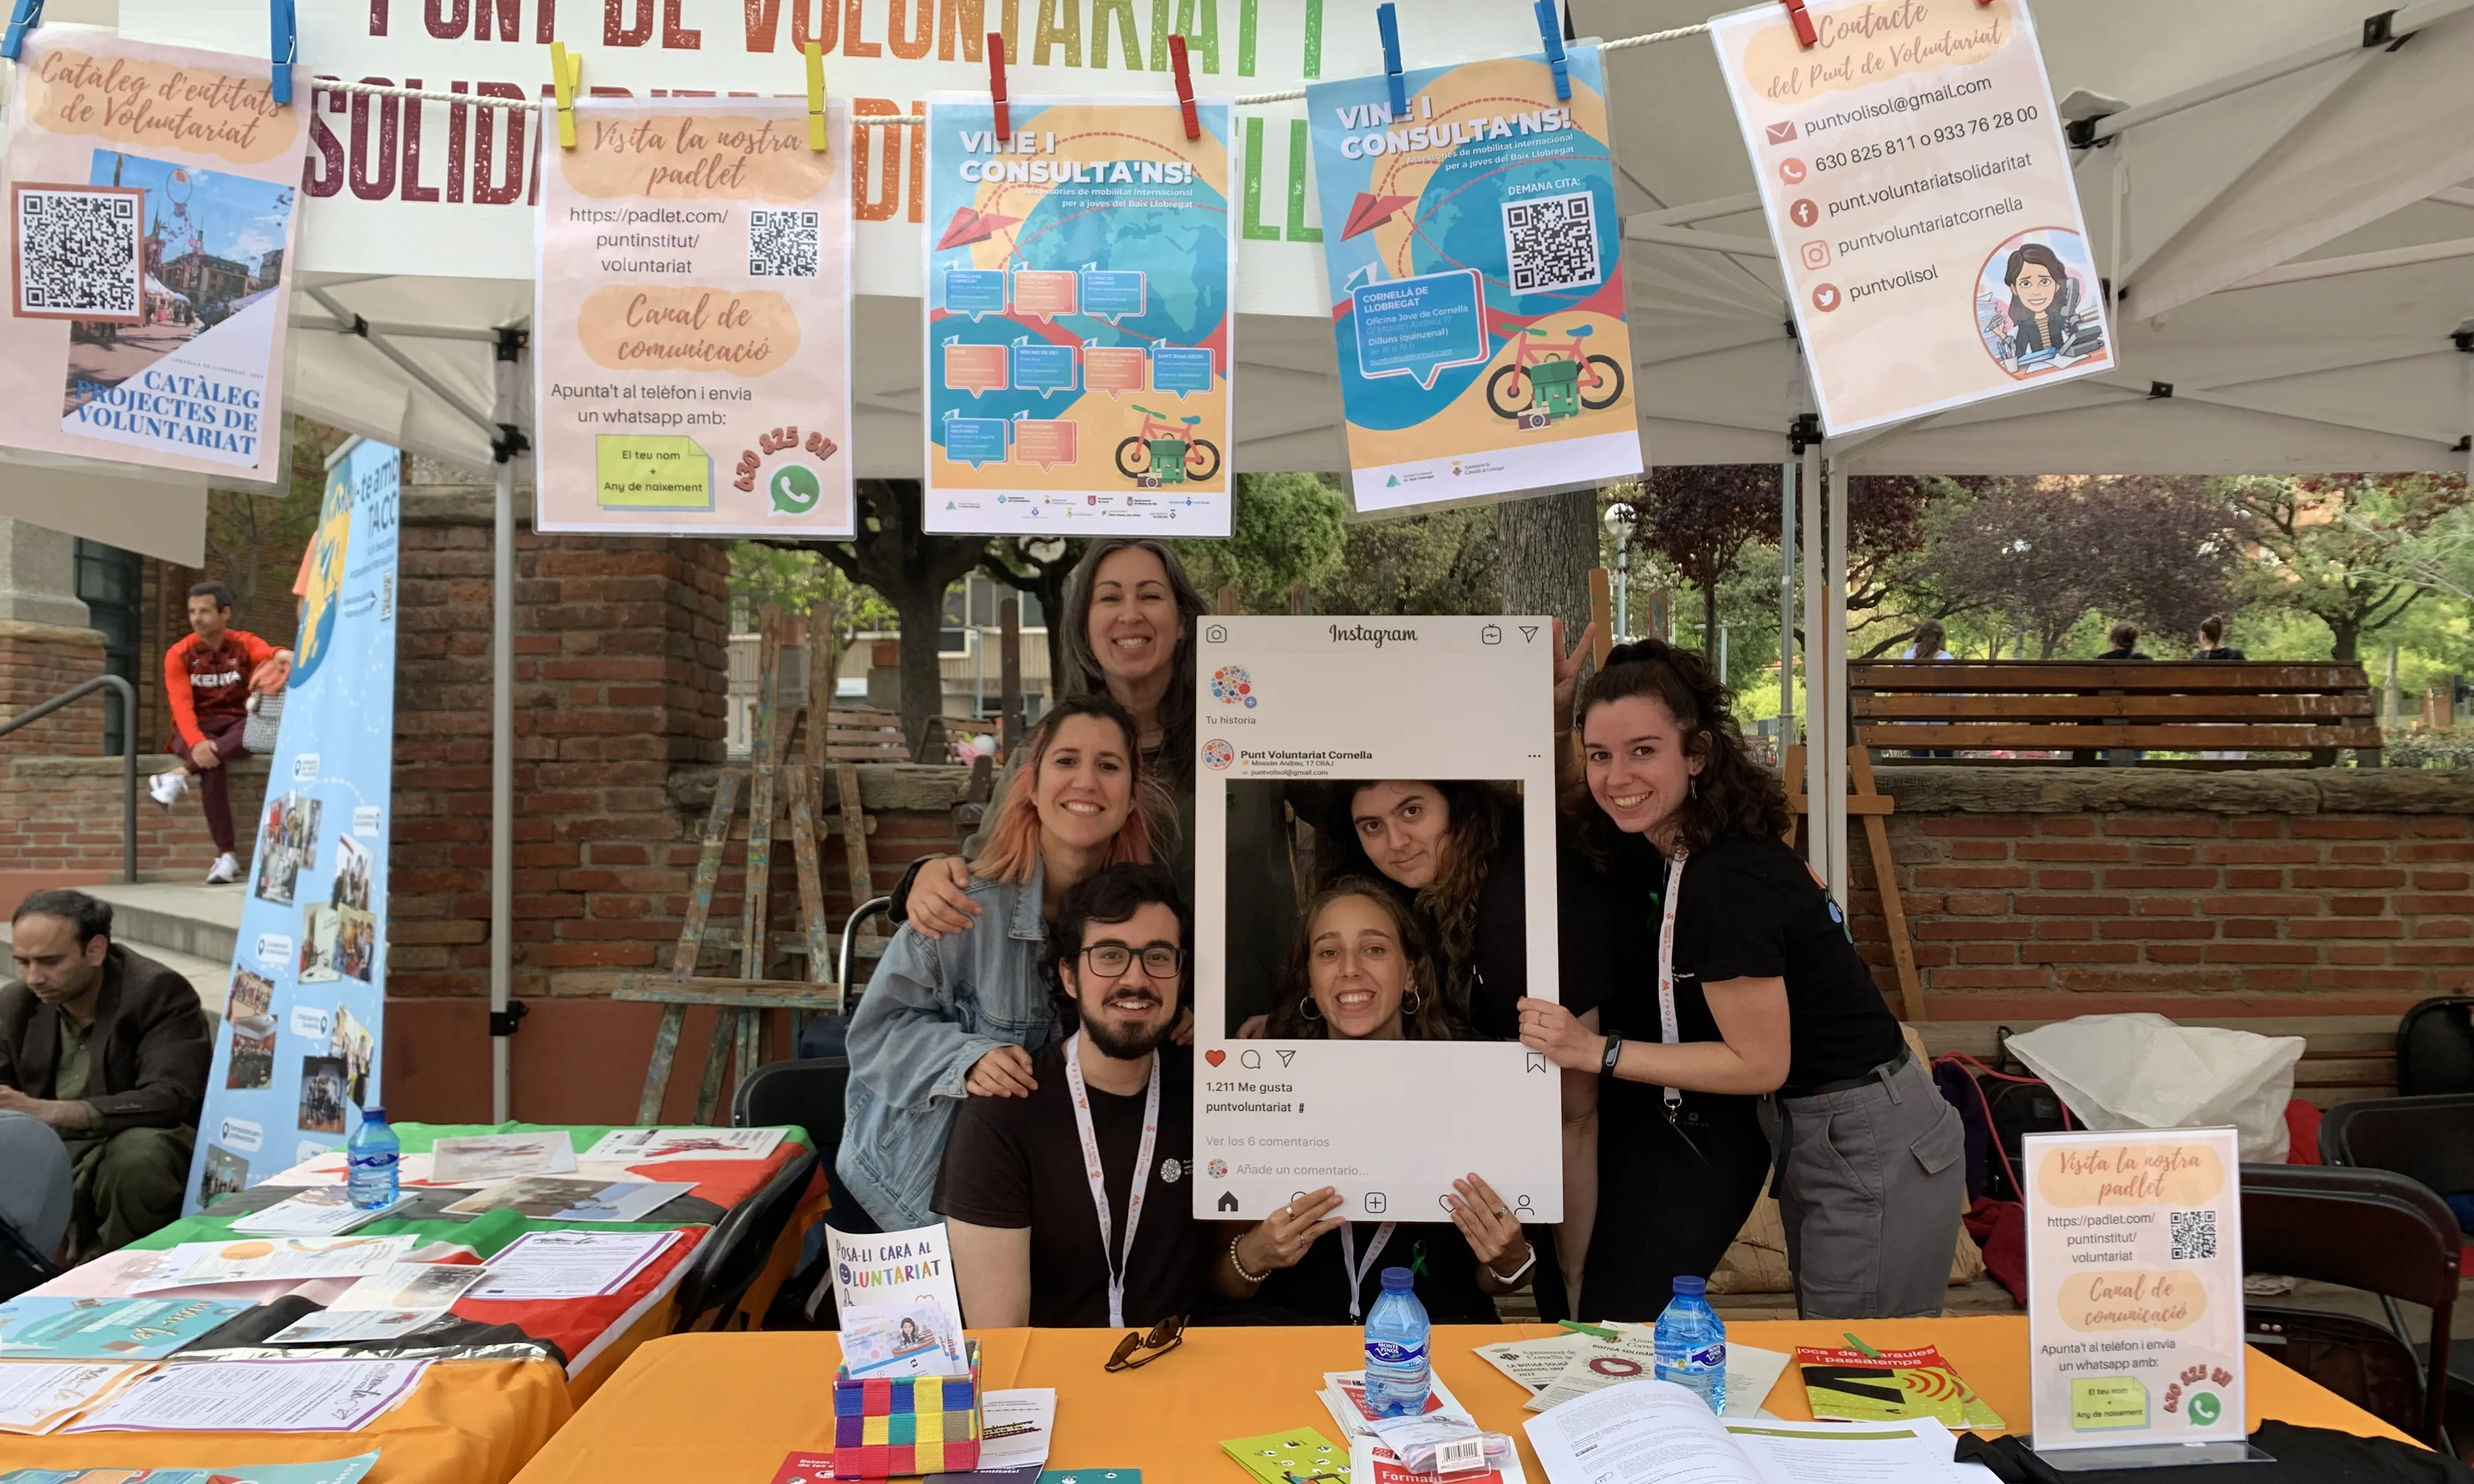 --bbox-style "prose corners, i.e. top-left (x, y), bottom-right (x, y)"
top-left (922, 96), bottom-right (1236, 536)
top-left (535, 98), bottom-right (855, 536)
top-left (187, 440), bottom-right (400, 1212)
top-left (1305, 45), bottom-right (1639, 513)
top-left (1709, 0), bottom-right (2111, 434)
top-left (2022, 1127), bottom-right (2247, 1453)
top-left (1191, 617), bottom-right (1562, 1221)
